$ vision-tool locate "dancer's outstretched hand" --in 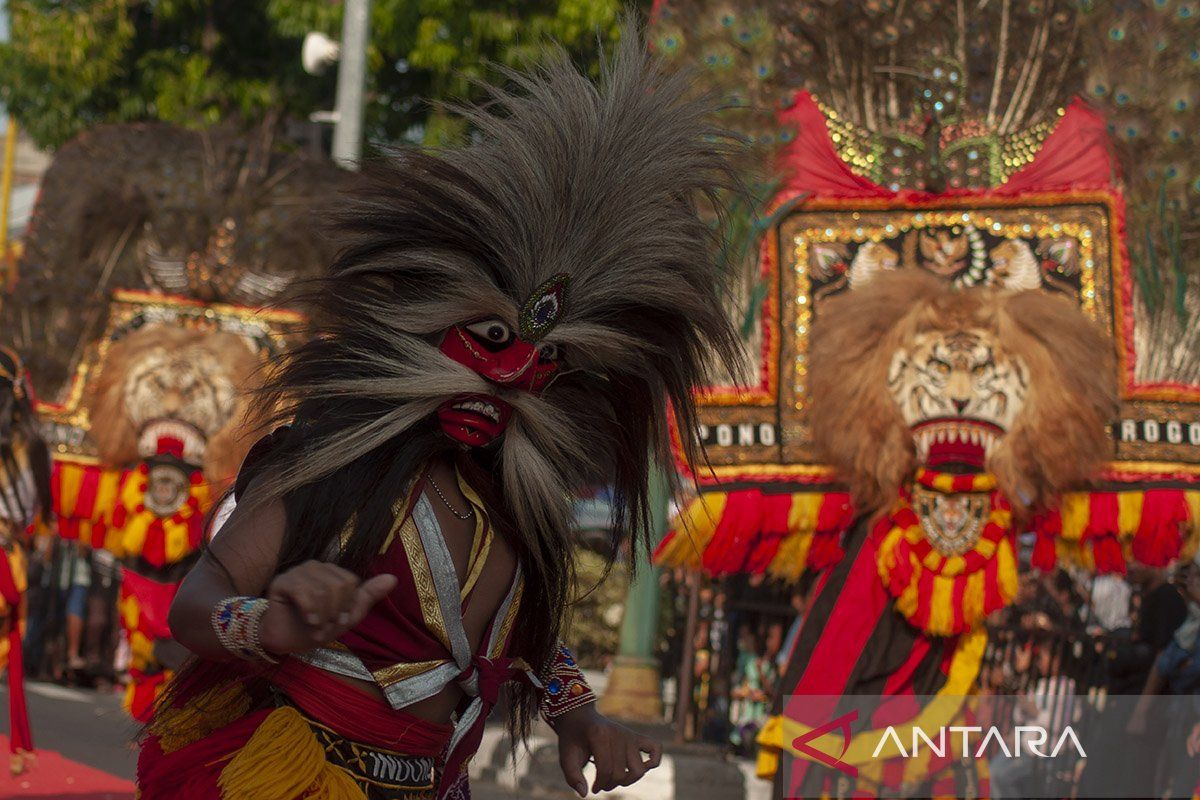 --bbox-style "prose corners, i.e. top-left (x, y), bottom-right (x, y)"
top-left (260, 561), bottom-right (397, 654)
top-left (555, 704), bottom-right (662, 796)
